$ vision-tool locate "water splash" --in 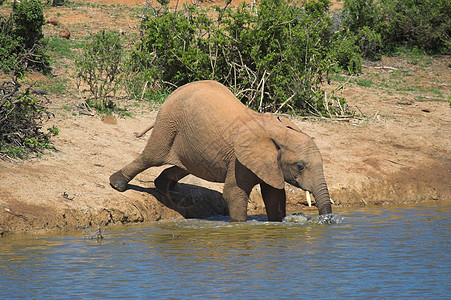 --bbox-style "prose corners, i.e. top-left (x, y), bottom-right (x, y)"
top-left (283, 212), bottom-right (309, 224)
top-left (310, 213), bottom-right (344, 225)
top-left (283, 213), bottom-right (344, 225)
